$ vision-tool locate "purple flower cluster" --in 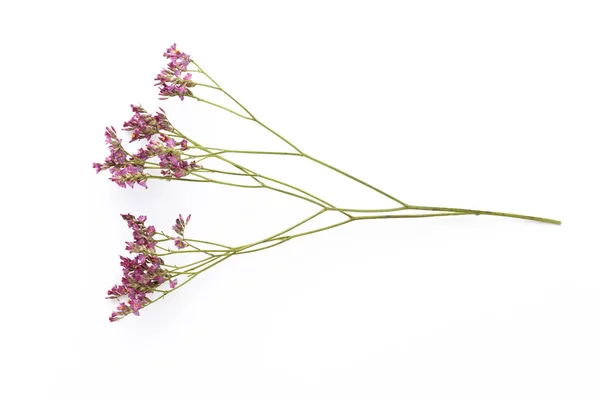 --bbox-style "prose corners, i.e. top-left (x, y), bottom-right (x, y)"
top-left (172, 214), bottom-right (191, 249)
top-left (173, 214), bottom-right (191, 236)
top-left (107, 214), bottom-right (178, 322)
top-left (93, 126), bottom-right (127, 172)
top-left (155, 44), bottom-right (197, 100)
top-left (149, 135), bottom-right (197, 179)
top-left (93, 127), bottom-right (149, 189)
top-left (94, 107), bottom-right (197, 188)
top-left (123, 104), bottom-right (173, 142)
top-left (109, 164), bottom-right (148, 189)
